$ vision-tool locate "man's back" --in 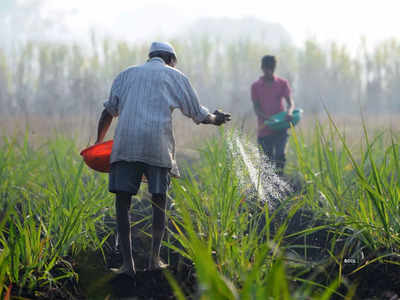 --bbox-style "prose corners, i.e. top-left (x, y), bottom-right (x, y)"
top-left (104, 57), bottom-right (209, 175)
